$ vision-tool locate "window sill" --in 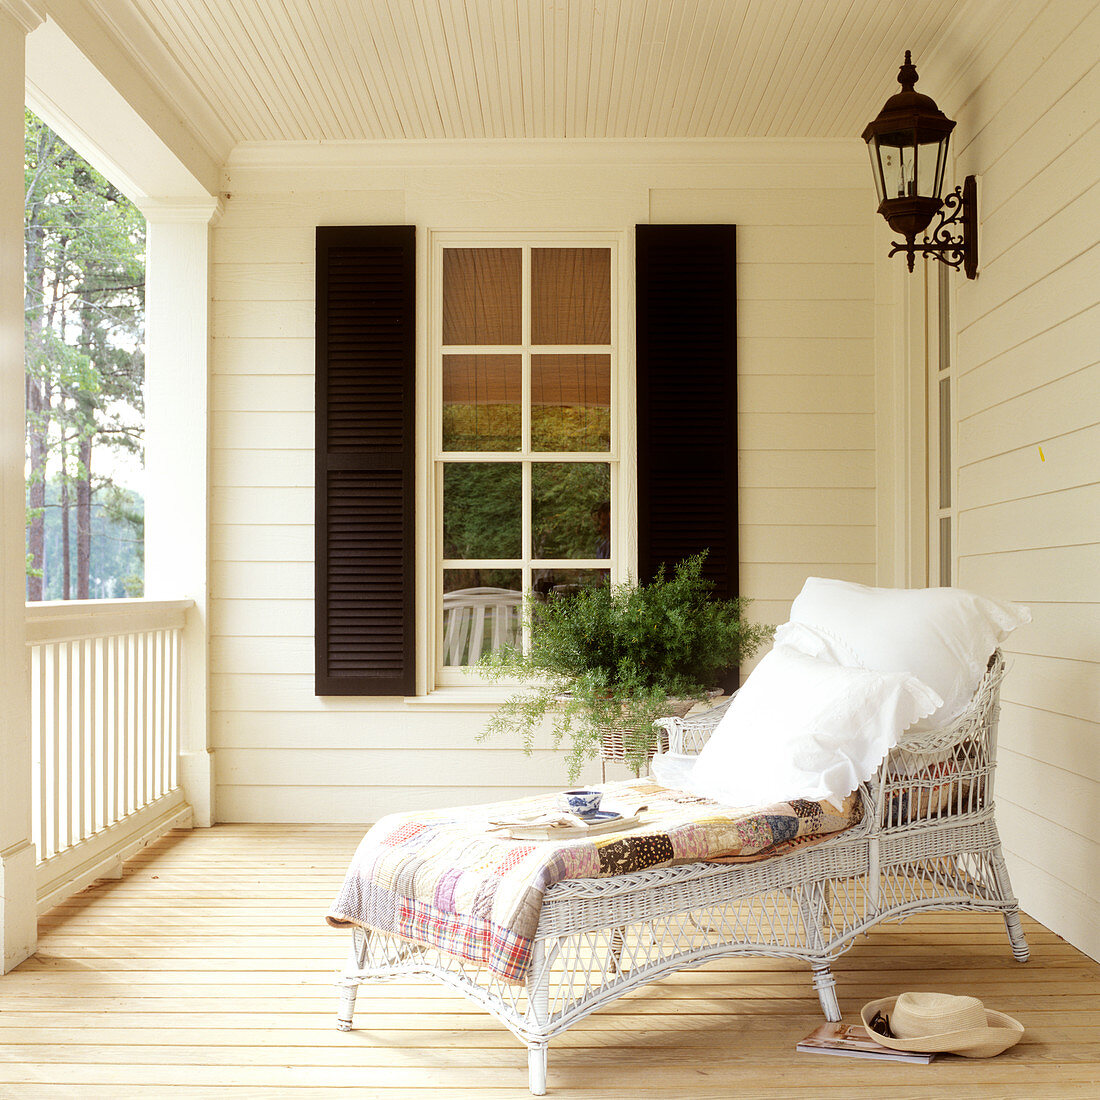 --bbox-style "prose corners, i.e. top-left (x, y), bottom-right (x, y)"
top-left (402, 686), bottom-right (515, 709)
